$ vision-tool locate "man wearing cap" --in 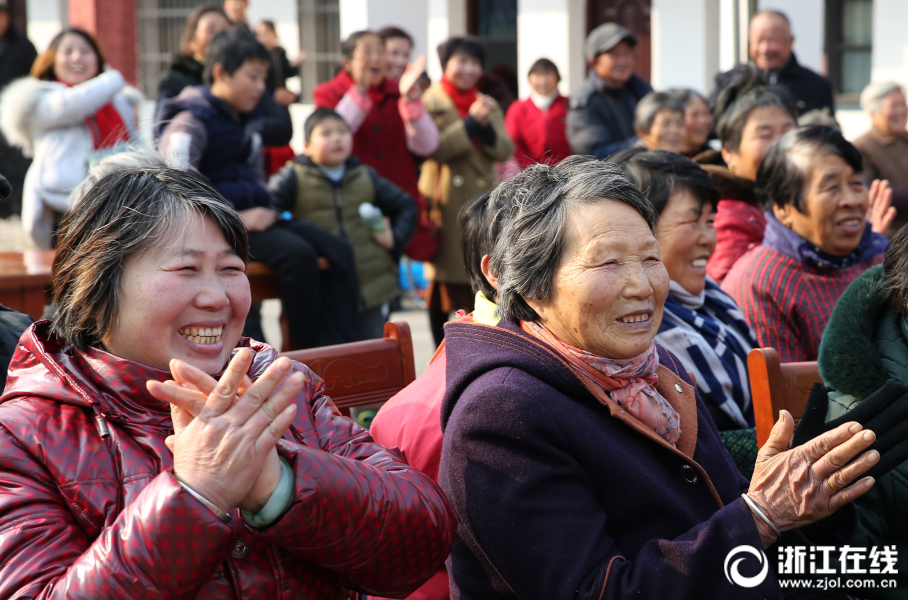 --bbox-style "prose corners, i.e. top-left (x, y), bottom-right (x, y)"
top-left (714, 10), bottom-right (834, 116)
top-left (566, 23), bottom-right (652, 158)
